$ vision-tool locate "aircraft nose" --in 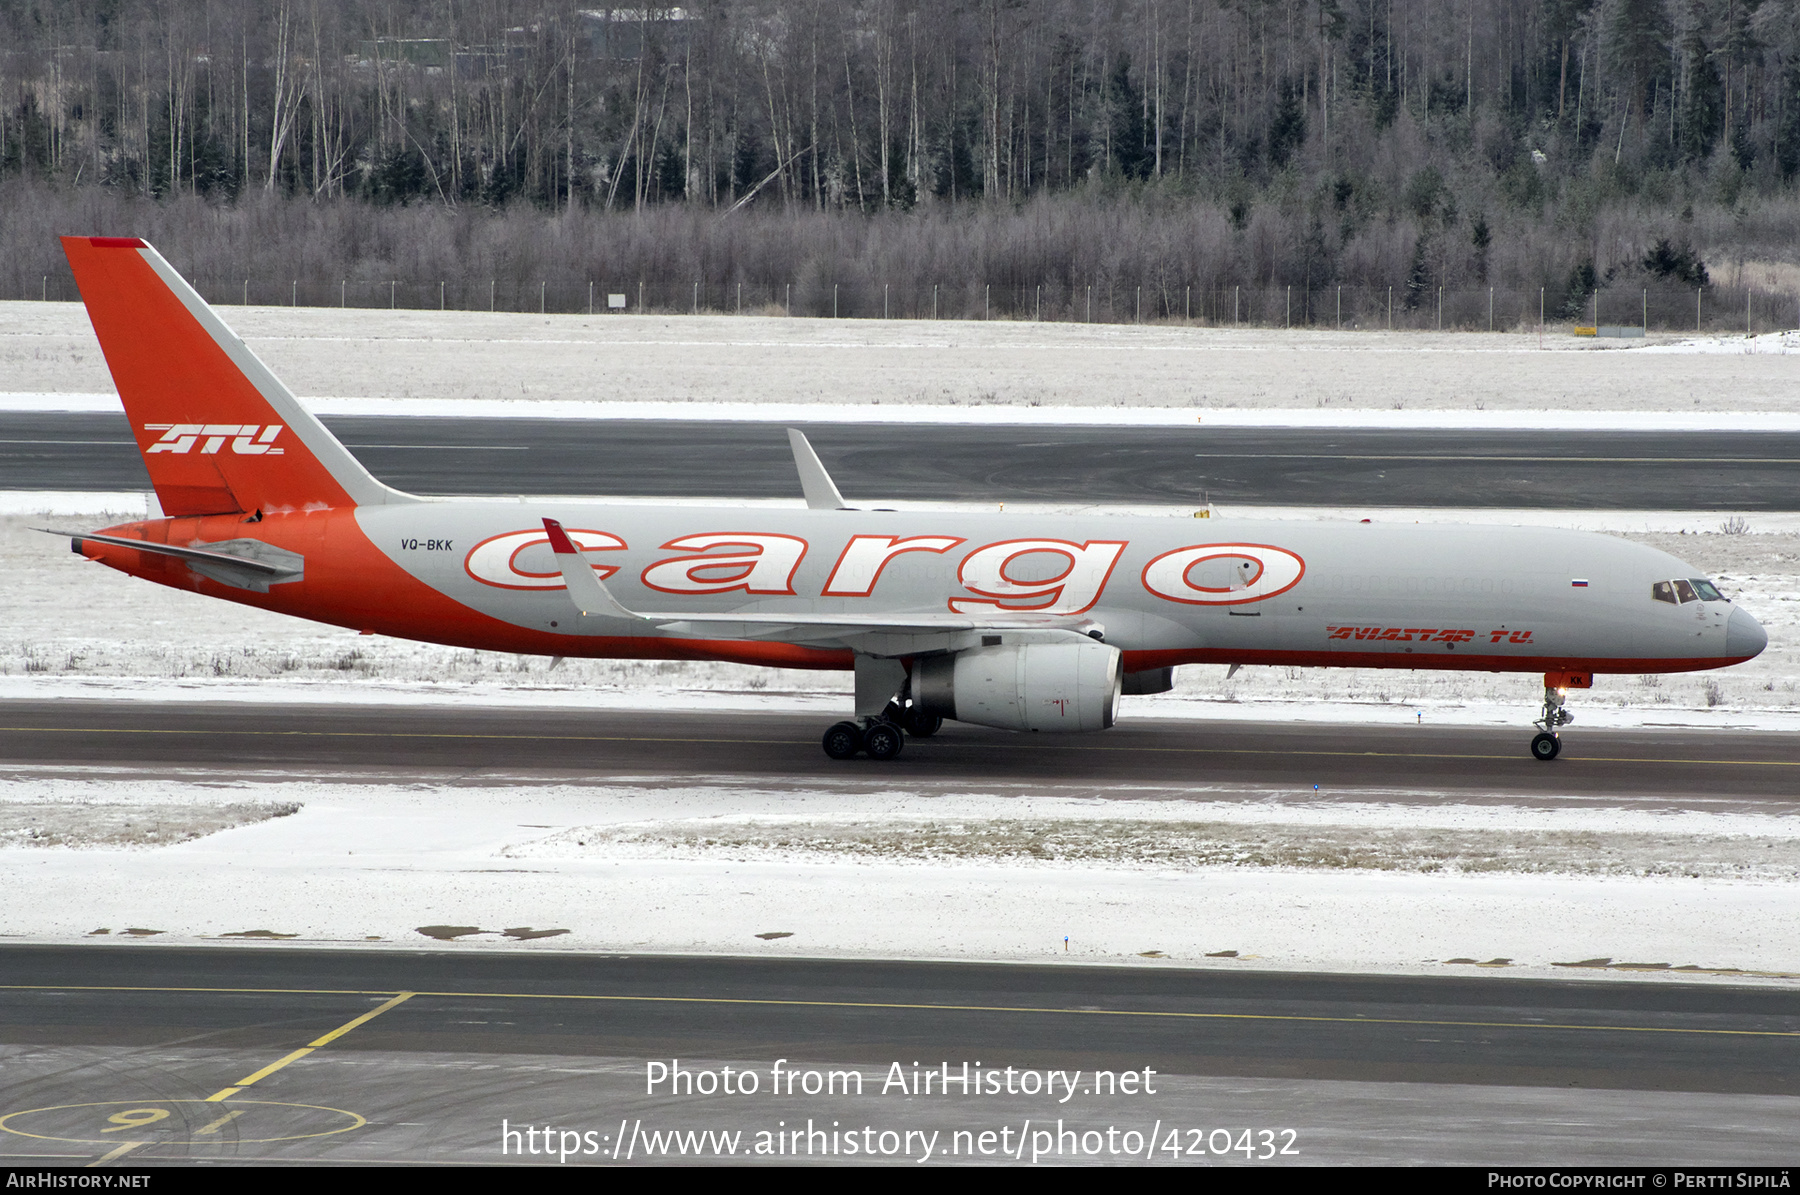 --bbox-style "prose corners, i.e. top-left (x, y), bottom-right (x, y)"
top-left (1726, 606), bottom-right (1768, 660)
